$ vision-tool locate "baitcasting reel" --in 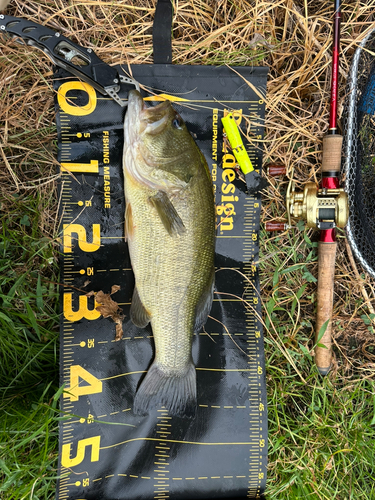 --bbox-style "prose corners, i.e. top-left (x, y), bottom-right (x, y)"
top-left (265, 165), bottom-right (349, 232)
